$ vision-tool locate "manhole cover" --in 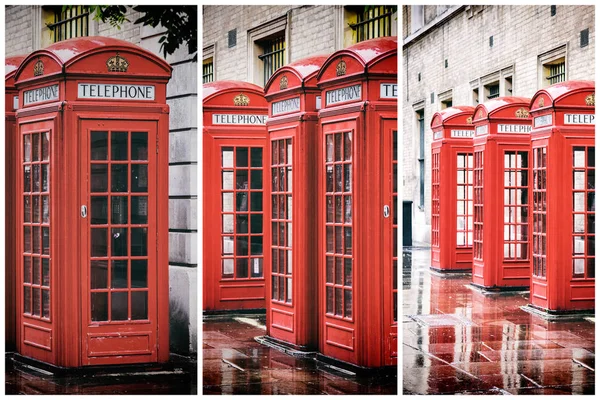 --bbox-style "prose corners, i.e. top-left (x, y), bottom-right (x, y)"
top-left (408, 314), bottom-right (475, 327)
